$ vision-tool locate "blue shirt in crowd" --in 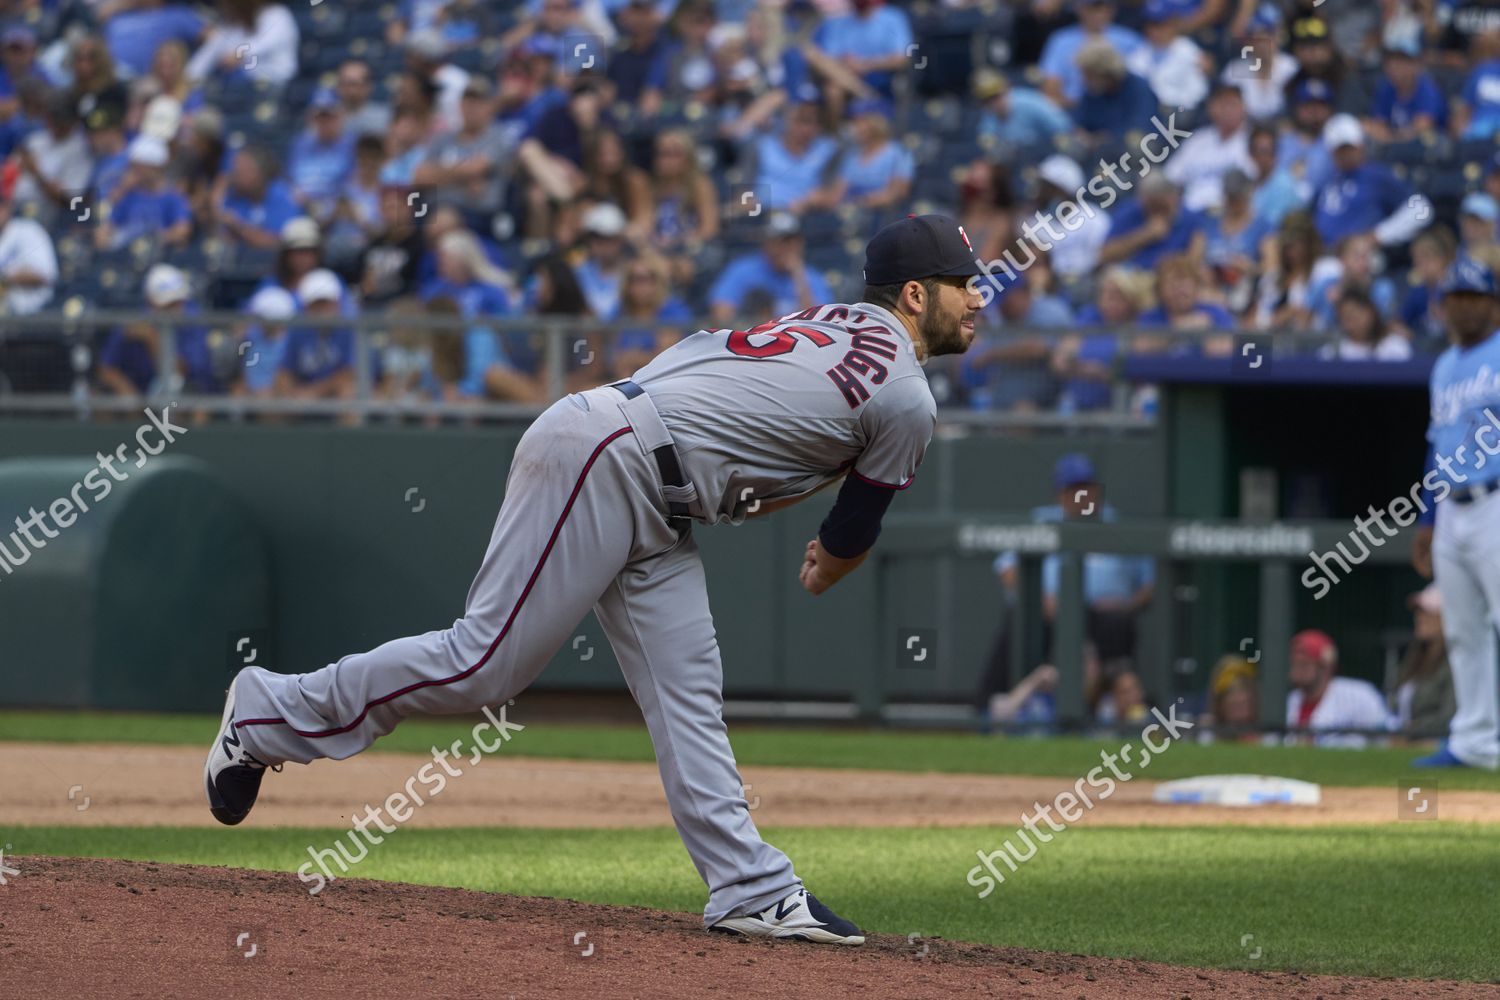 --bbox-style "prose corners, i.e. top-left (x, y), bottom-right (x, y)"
top-left (221, 175), bottom-right (302, 237)
top-left (1462, 60), bottom-right (1500, 137)
top-left (1107, 200), bottom-right (1206, 270)
top-left (753, 133), bottom-right (838, 210)
top-left (994, 504), bottom-right (1156, 604)
top-left (1073, 73), bottom-right (1159, 137)
top-left (813, 6), bottom-right (913, 97)
top-left (1312, 162), bottom-right (1412, 246)
top-left (709, 252), bottom-right (833, 316)
top-left (838, 141), bottom-right (914, 200)
top-left (1039, 25), bottom-right (1145, 104)
top-left (104, 5), bottom-right (203, 78)
top-left (978, 87), bottom-right (1072, 147)
top-left (1373, 73), bottom-right (1448, 131)
top-left (108, 187), bottom-right (191, 242)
